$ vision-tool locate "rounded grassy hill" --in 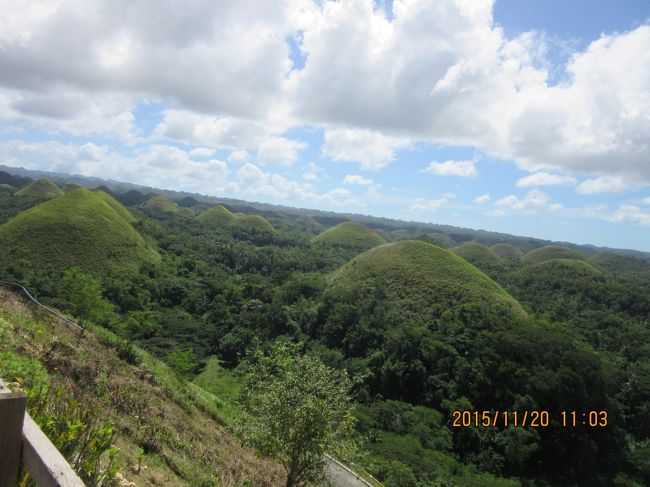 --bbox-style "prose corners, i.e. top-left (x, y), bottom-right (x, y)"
top-left (142, 195), bottom-right (178, 214)
top-left (328, 240), bottom-right (527, 322)
top-left (233, 213), bottom-right (276, 233)
top-left (526, 258), bottom-right (603, 277)
top-left (312, 221), bottom-right (386, 249)
top-left (15, 178), bottom-right (64, 199)
top-left (198, 205), bottom-right (236, 225)
top-left (452, 242), bottom-right (502, 265)
top-left (491, 243), bottom-right (524, 260)
top-left (521, 246), bottom-right (586, 265)
top-left (0, 188), bottom-right (159, 275)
